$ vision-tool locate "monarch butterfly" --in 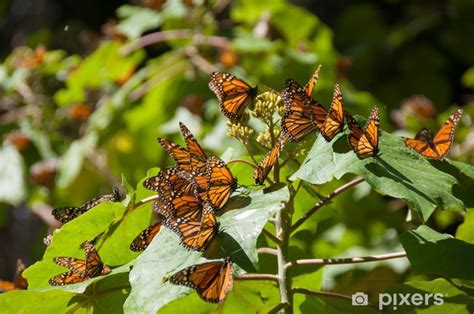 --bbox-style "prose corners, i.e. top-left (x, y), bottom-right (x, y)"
top-left (49, 241), bottom-right (111, 286)
top-left (52, 187), bottom-right (121, 223)
top-left (130, 221), bottom-right (163, 252)
top-left (280, 79), bottom-right (327, 142)
top-left (0, 259), bottom-right (27, 292)
top-left (144, 168), bottom-right (200, 197)
top-left (205, 156), bottom-right (237, 210)
top-left (209, 72), bottom-right (258, 120)
top-left (346, 106), bottom-right (380, 159)
top-left (313, 84), bottom-right (345, 141)
top-left (253, 136), bottom-right (287, 185)
top-left (165, 202), bottom-right (218, 251)
top-left (404, 108), bottom-right (463, 160)
top-left (158, 122), bottom-right (208, 173)
top-left (167, 257), bottom-right (233, 303)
